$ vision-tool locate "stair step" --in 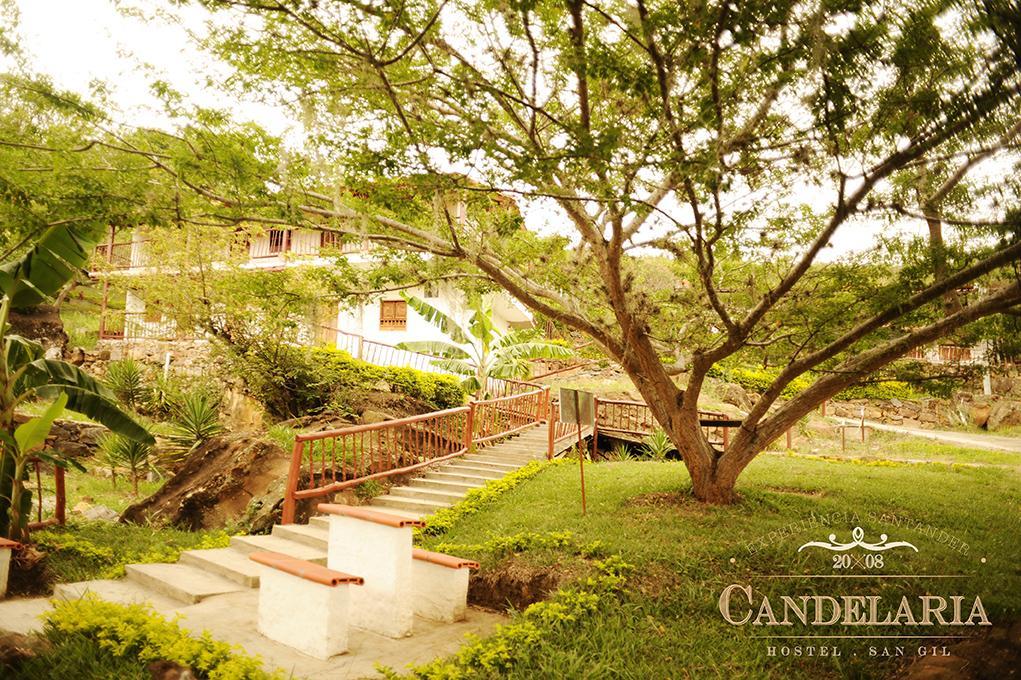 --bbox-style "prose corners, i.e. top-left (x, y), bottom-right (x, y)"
top-left (407, 478), bottom-right (485, 493)
top-left (54, 579), bottom-right (183, 612)
top-left (179, 548), bottom-right (262, 587)
top-left (308, 515), bottom-right (329, 530)
top-left (461, 457), bottom-right (520, 470)
top-left (230, 534), bottom-right (327, 564)
top-left (423, 470), bottom-right (497, 485)
top-left (124, 562), bottom-right (244, 604)
top-left (388, 485), bottom-right (466, 504)
top-left (438, 464), bottom-right (506, 479)
top-left (272, 523), bottom-right (329, 550)
top-left (371, 495), bottom-right (452, 514)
